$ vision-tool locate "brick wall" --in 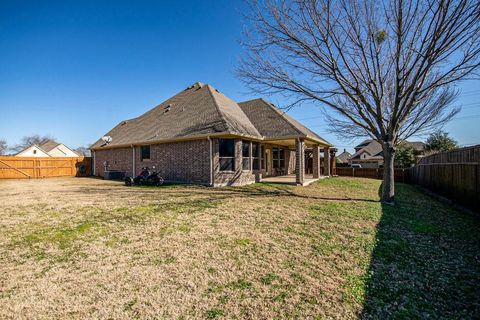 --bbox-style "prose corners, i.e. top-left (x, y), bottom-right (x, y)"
top-left (94, 139), bottom-right (211, 184)
top-left (135, 139), bottom-right (211, 184)
top-left (94, 147), bottom-right (133, 178)
top-left (212, 138), bottom-right (256, 187)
